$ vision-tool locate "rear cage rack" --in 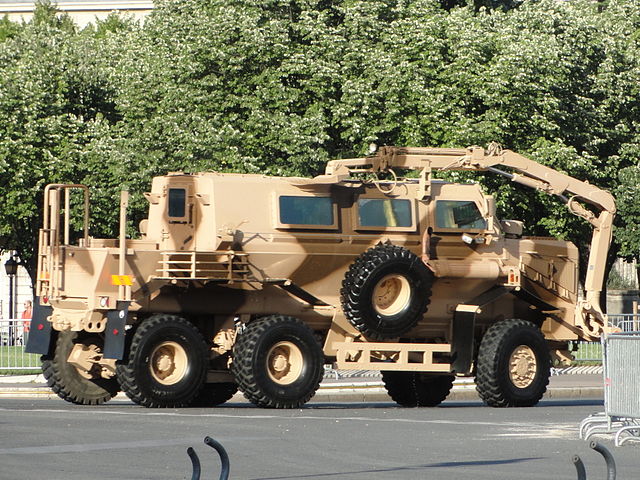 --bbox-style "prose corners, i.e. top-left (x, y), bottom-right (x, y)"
top-left (153, 251), bottom-right (255, 284)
